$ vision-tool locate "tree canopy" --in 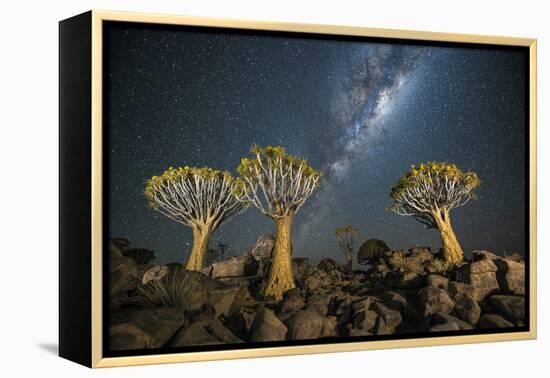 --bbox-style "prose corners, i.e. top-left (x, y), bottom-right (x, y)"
top-left (389, 161), bottom-right (480, 266)
top-left (357, 239), bottom-right (390, 265)
top-left (235, 145), bottom-right (322, 220)
top-left (390, 162), bottom-right (480, 228)
top-left (144, 166), bottom-right (247, 230)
